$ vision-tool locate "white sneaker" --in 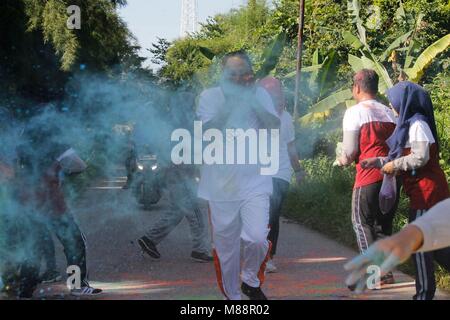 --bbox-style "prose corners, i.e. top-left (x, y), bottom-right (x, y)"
top-left (265, 259), bottom-right (277, 273)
